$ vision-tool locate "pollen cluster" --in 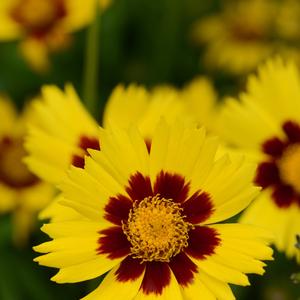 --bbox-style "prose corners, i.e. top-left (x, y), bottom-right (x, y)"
top-left (279, 144), bottom-right (300, 193)
top-left (122, 195), bottom-right (193, 262)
